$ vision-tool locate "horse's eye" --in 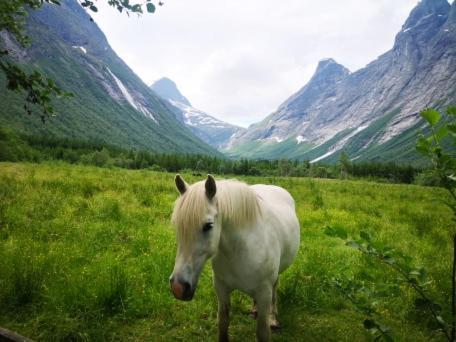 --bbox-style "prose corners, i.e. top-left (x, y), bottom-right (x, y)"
top-left (202, 222), bottom-right (213, 232)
